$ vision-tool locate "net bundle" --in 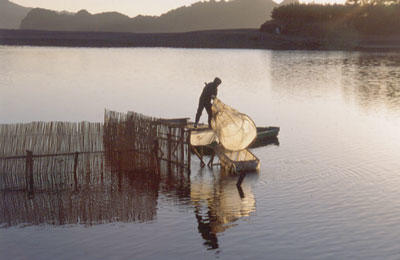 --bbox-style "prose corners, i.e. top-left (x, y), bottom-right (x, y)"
top-left (211, 98), bottom-right (256, 151)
